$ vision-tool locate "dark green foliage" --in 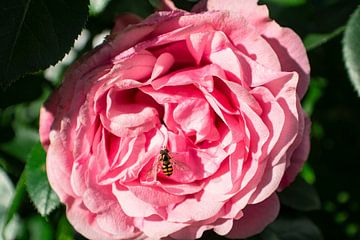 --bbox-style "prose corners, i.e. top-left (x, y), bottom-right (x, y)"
top-left (254, 215), bottom-right (323, 240)
top-left (279, 177), bottom-right (321, 212)
top-left (25, 143), bottom-right (60, 216)
top-left (0, 0), bottom-right (89, 88)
